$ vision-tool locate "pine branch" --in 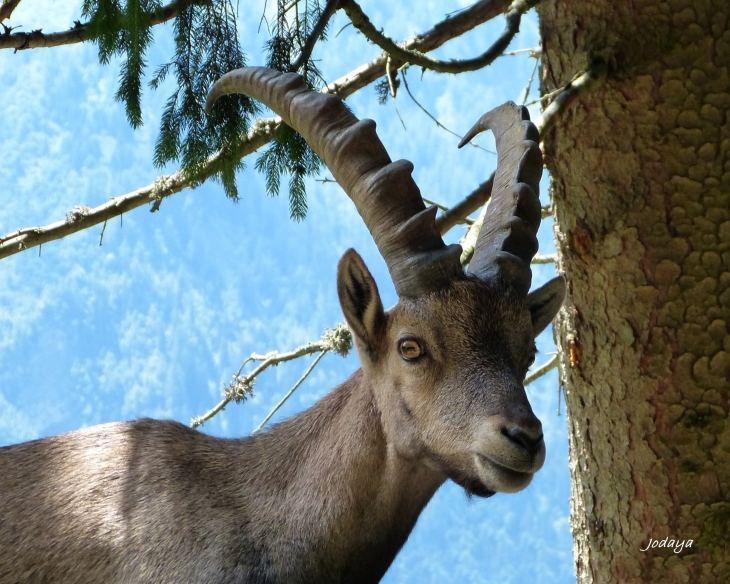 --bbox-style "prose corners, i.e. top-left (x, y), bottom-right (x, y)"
top-left (288, 0), bottom-right (339, 72)
top-left (152, 0), bottom-right (254, 200)
top-left (340, 0), bottom-right (539, 74)
top-left (1, 0), bottom-right (511, 259)
top-left (0, 0), bottom-right (198, 51)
